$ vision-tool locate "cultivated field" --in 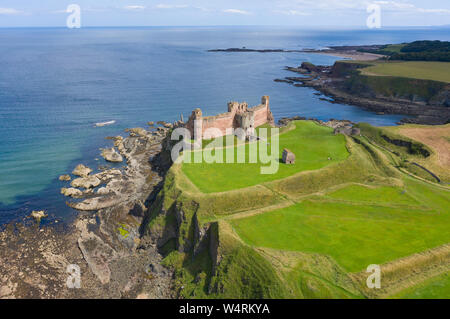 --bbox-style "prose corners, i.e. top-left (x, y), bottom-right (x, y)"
top-left (385, 123), bottom-right (450, 183)
top-left (361, 61), bottom-right (450, 83)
